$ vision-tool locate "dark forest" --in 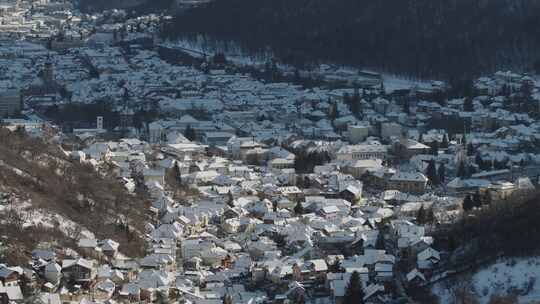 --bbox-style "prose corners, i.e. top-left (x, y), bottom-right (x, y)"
top-left (161, 0), bottom-right (540, 79)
